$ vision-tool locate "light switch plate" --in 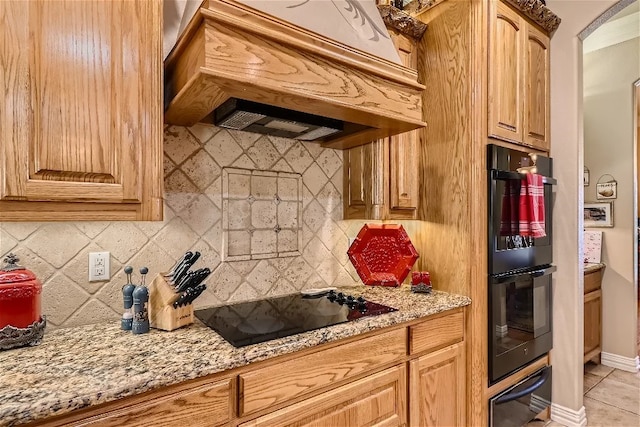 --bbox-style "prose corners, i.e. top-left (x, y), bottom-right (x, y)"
top-left (89, 252), bottom-right (110, 281)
